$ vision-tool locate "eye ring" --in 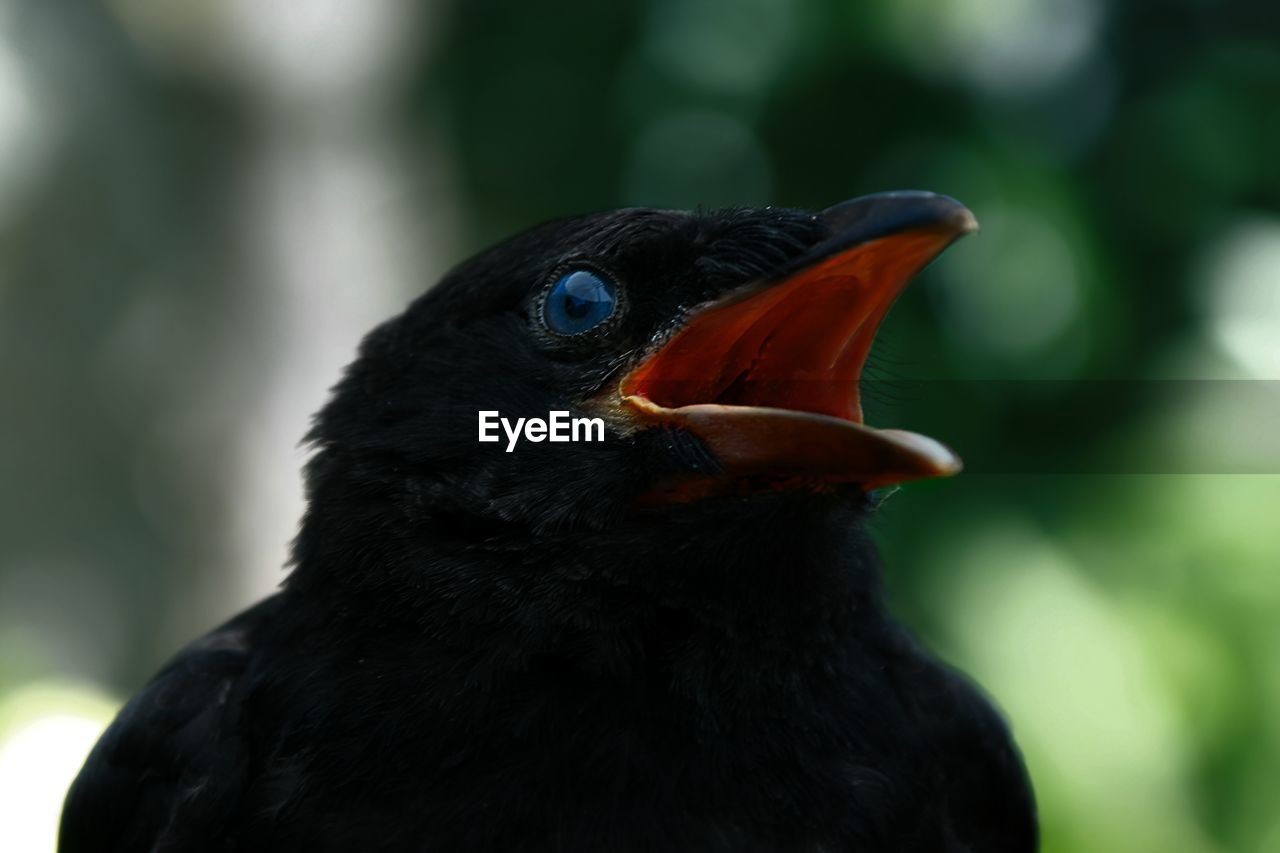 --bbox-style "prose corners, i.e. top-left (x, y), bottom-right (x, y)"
top-left (538, 265), bottom-right (623, 338)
